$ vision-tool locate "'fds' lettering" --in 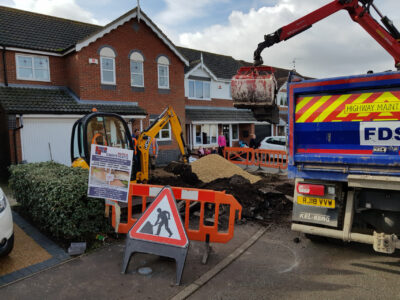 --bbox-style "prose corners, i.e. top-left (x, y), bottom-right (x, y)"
top-left (364, 127), bottom-right (400, 141)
